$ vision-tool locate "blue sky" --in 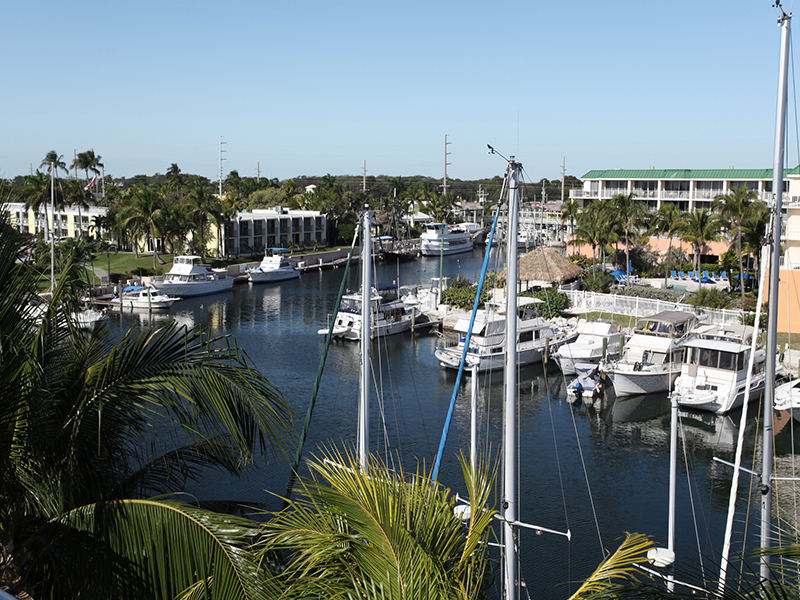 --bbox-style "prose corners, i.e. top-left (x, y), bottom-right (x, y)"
top-left (0, 0), bottom-right (790, 184)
